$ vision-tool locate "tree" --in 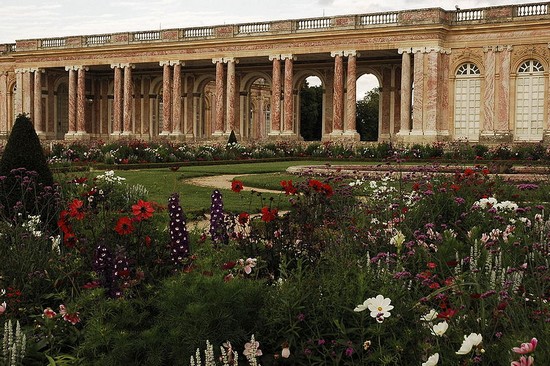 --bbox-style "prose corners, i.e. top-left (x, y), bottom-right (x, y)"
top-left (0, 114), bottom-right (55, 219)
top-left (356, 87), bottom-right (380, 141)
top-left (299, 81), bottom-right (323, 141)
